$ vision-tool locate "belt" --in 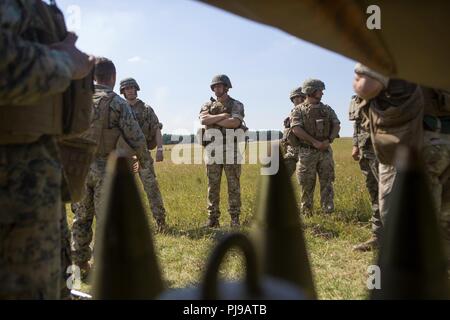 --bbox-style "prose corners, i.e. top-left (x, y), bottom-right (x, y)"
top-left (423, 115), bottom-right (450, 134)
